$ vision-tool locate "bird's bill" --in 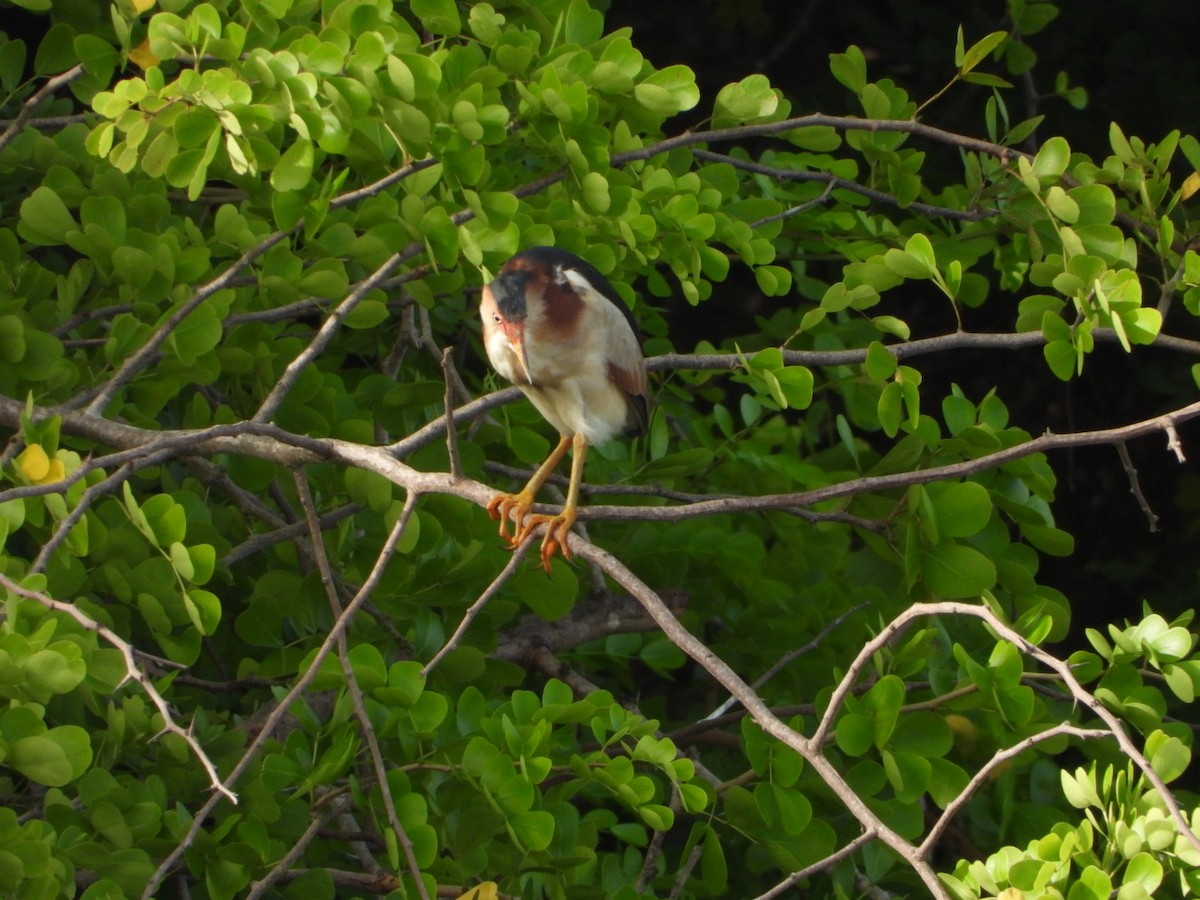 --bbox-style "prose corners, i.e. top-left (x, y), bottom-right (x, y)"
top-left (502, 321), bottom-right (533, 383)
